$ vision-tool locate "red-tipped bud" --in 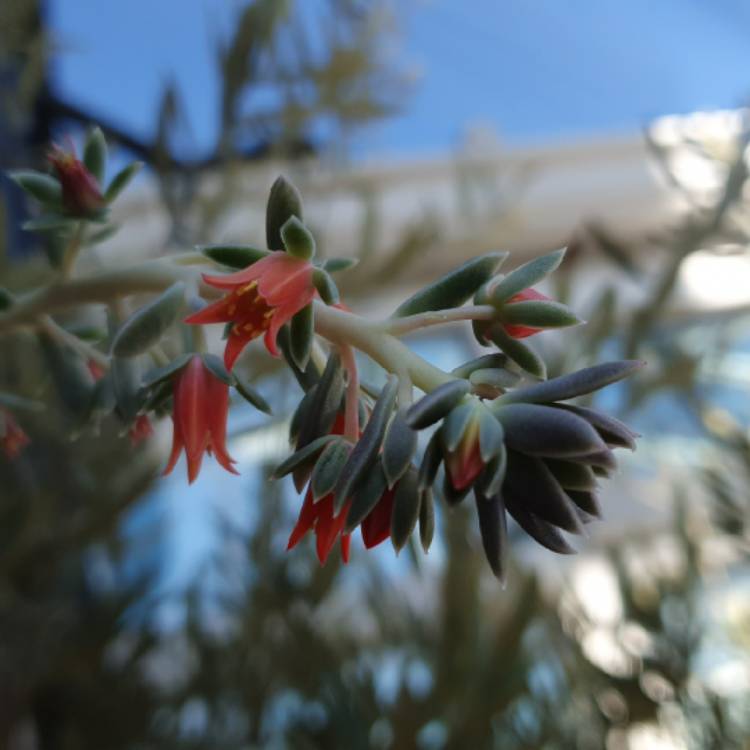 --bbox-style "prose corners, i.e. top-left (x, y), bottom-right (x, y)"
top-left (48, 145), bottom-right (105, 217)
